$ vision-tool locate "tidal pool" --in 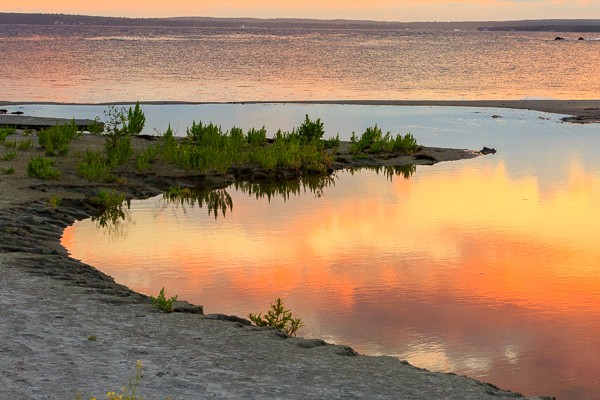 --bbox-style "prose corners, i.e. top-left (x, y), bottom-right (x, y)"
top-left (62, 107), bottom-right (600, 399)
